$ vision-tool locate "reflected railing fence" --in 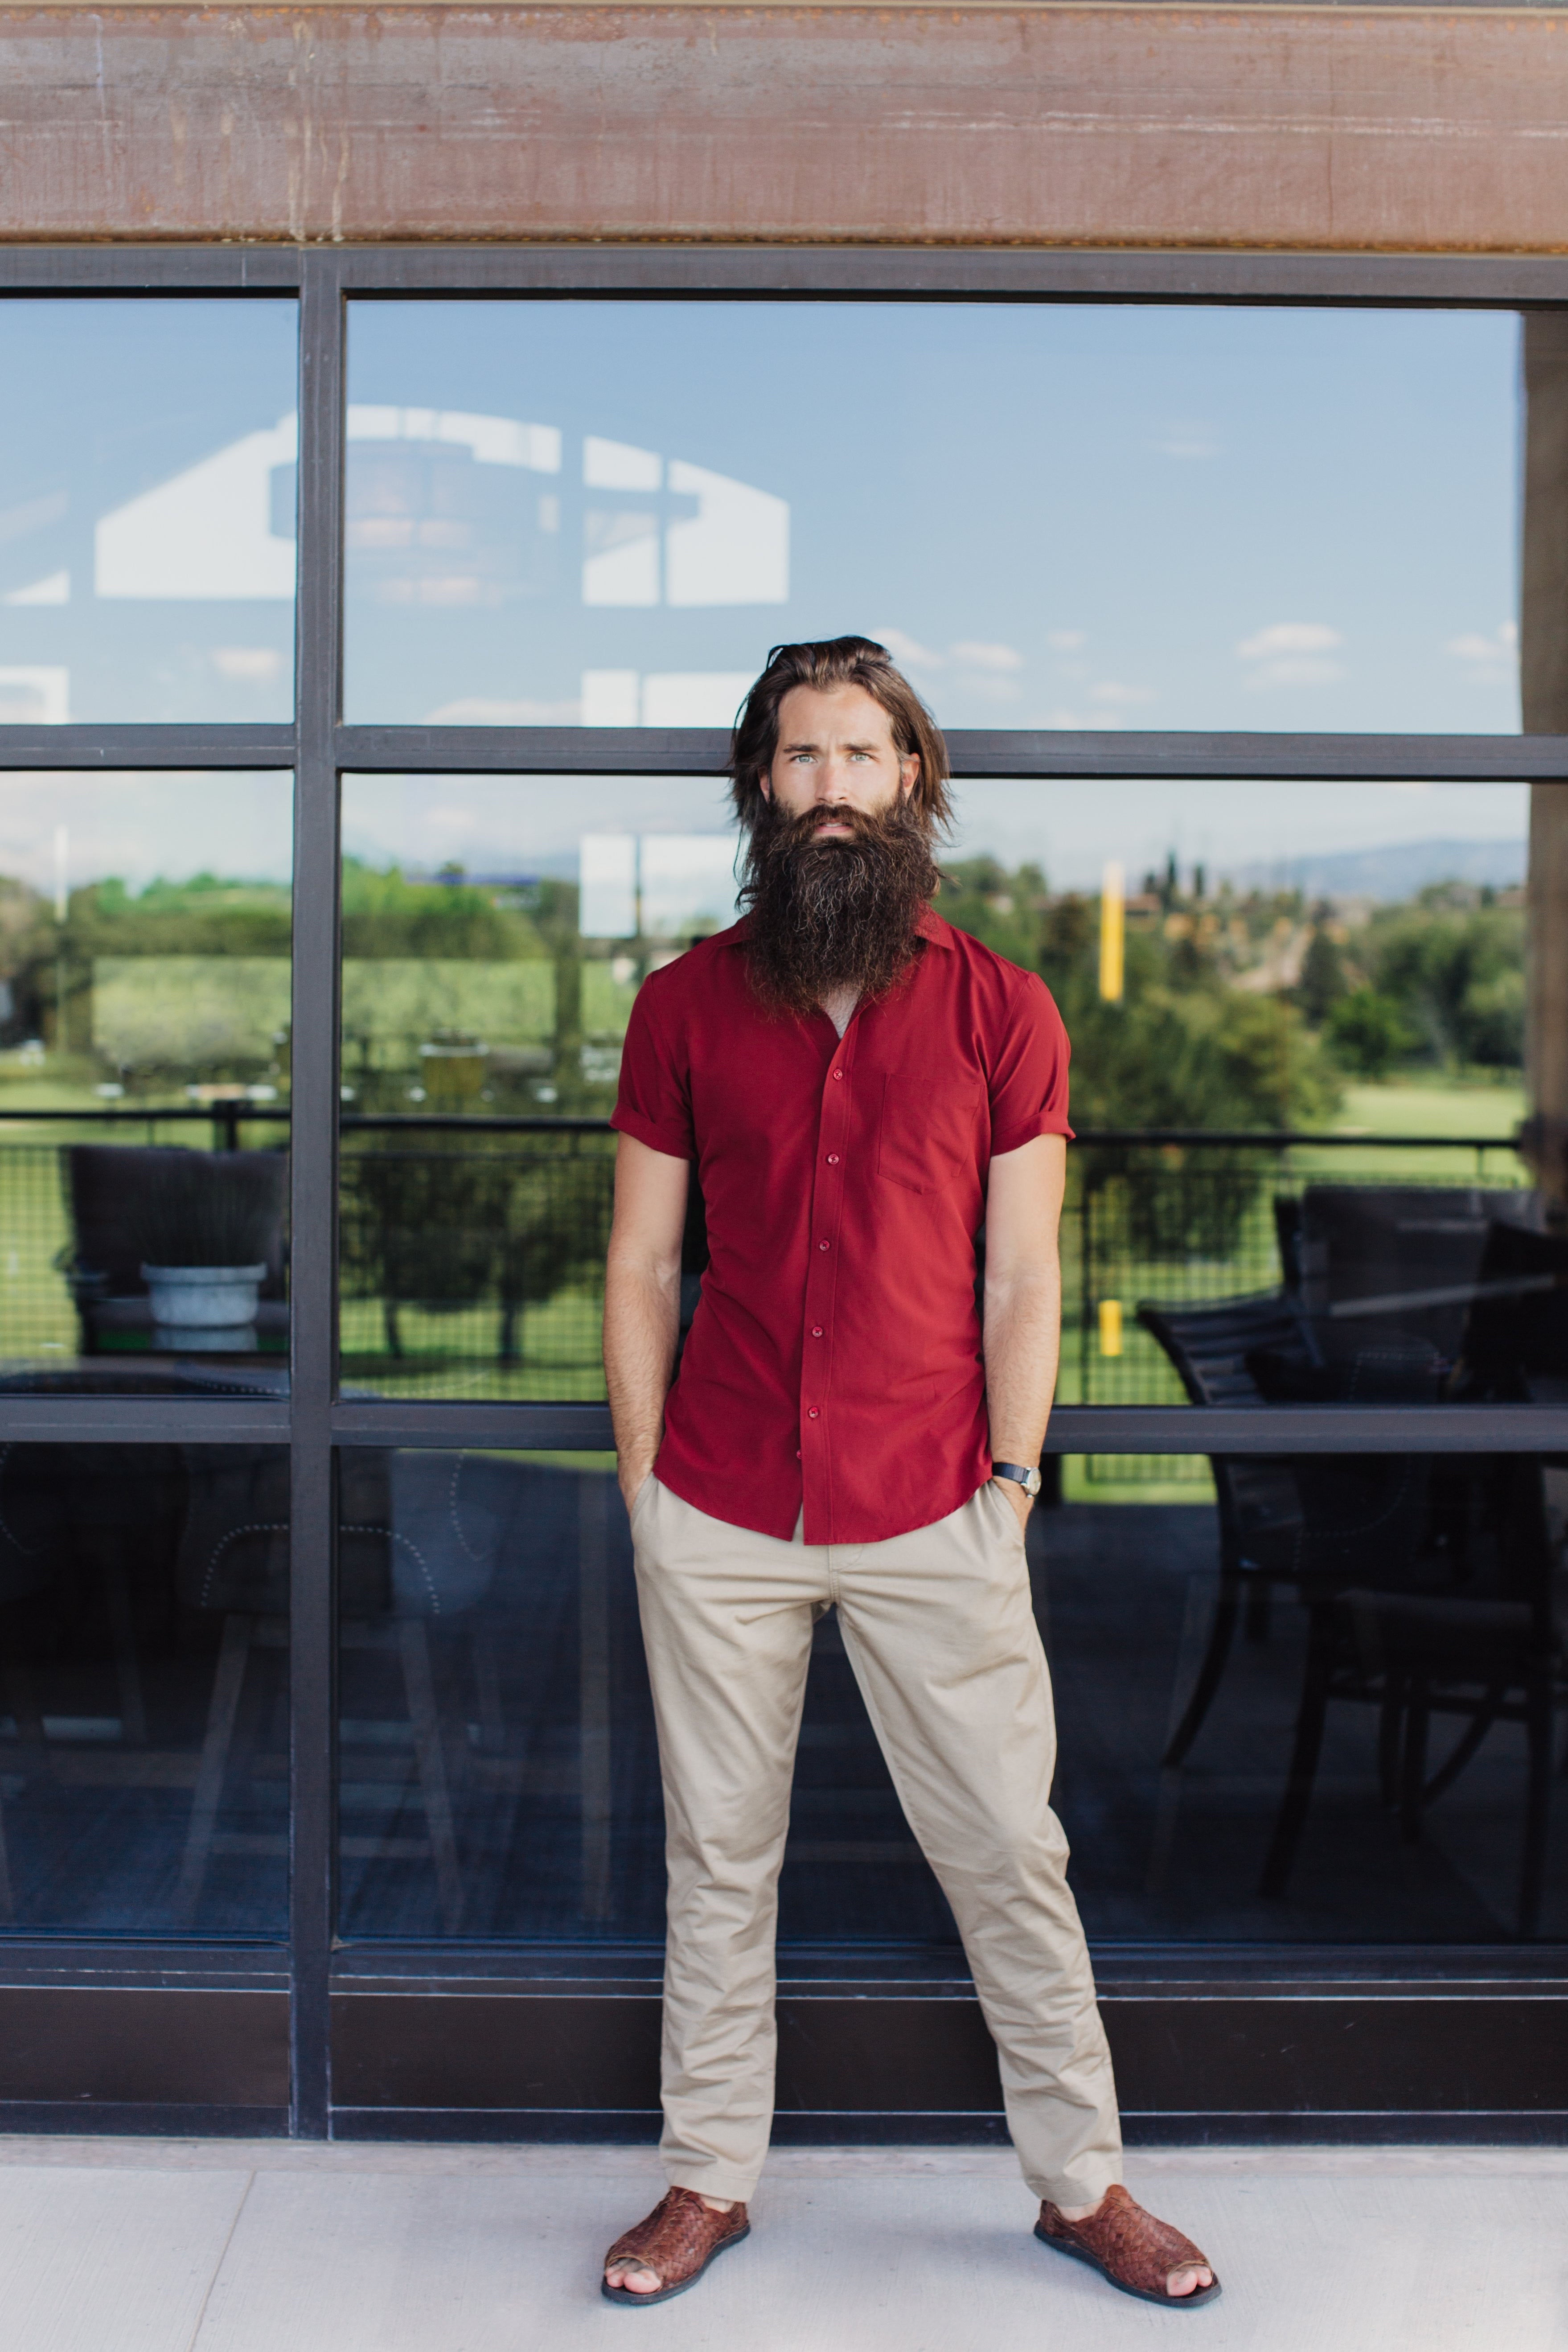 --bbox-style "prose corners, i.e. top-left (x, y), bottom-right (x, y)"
top-left (0, 1109), bottom-right (1528, 1435)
